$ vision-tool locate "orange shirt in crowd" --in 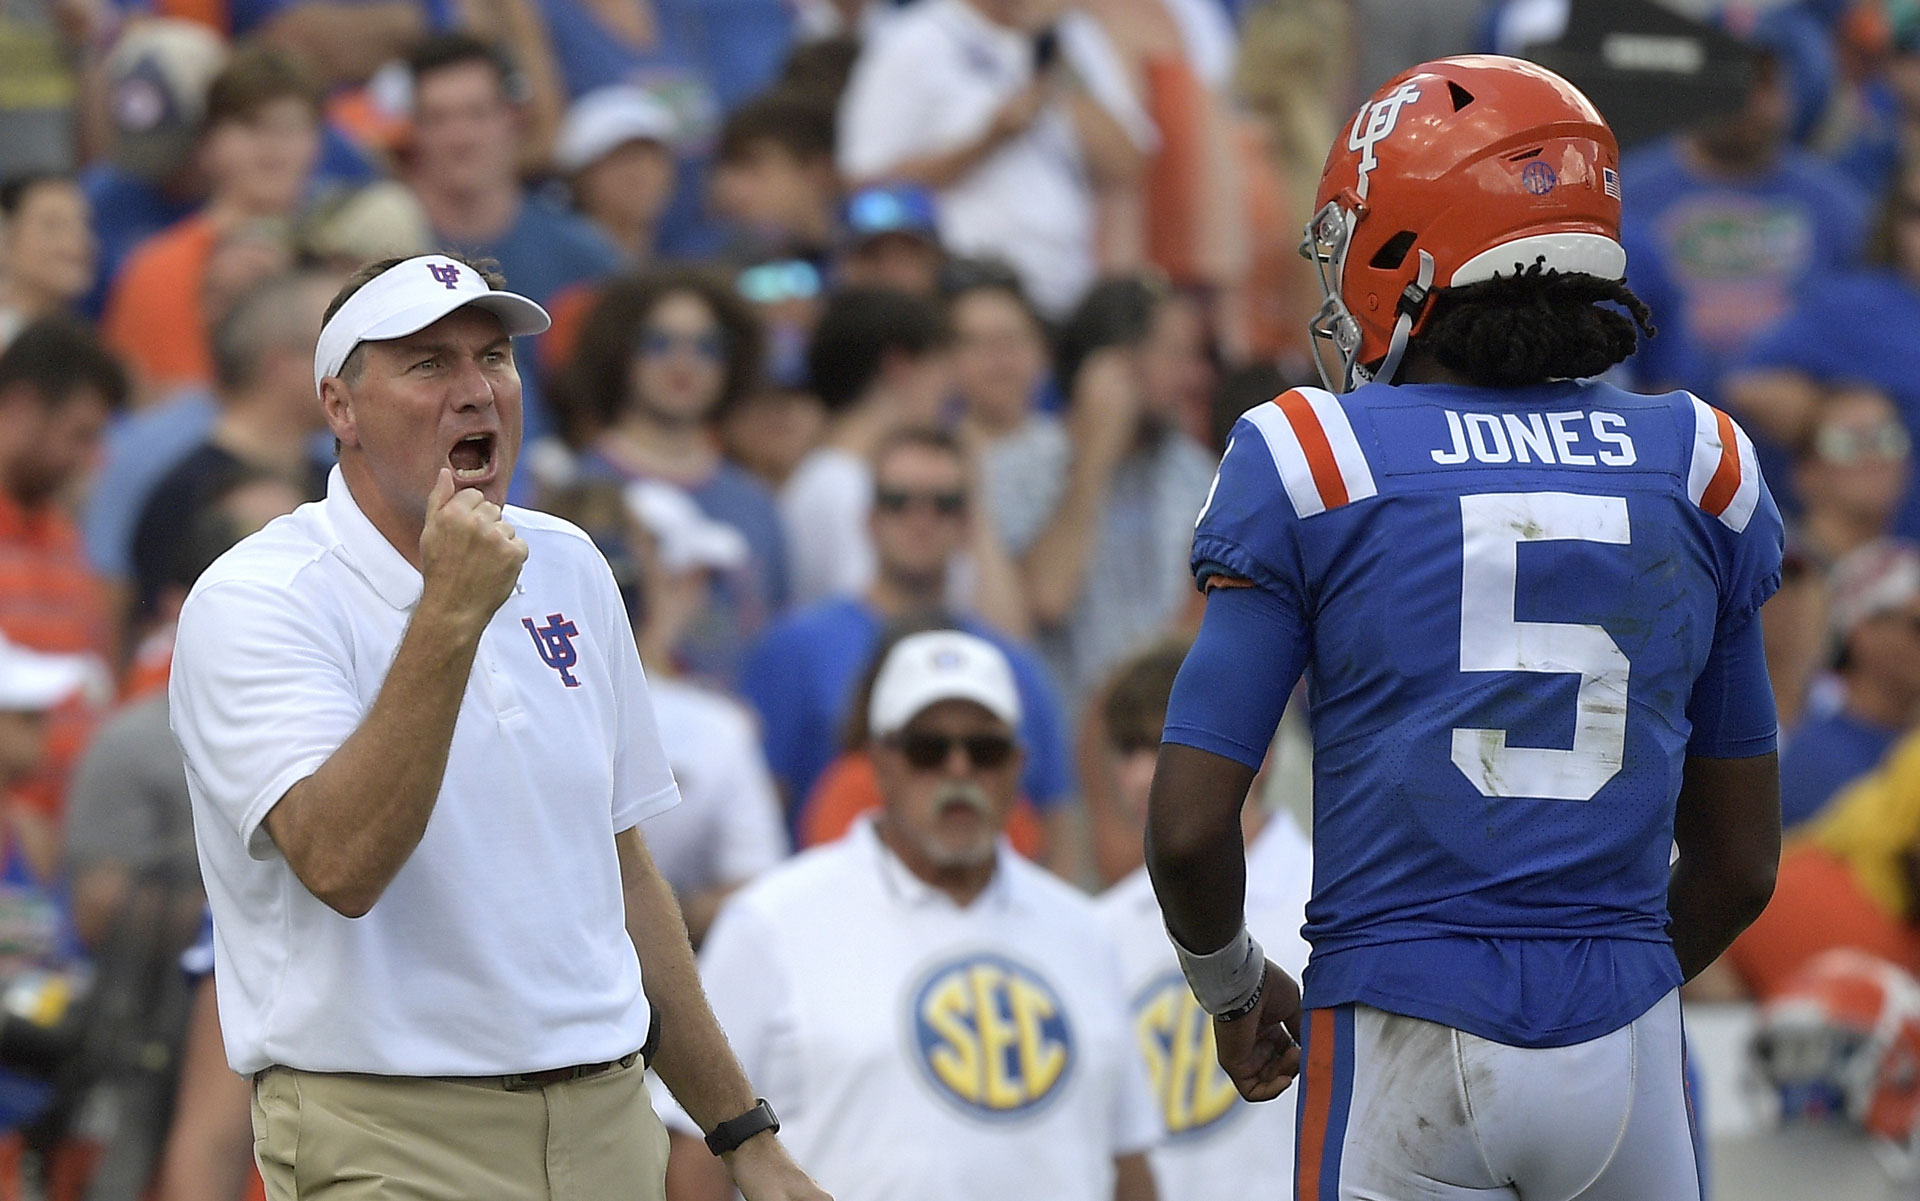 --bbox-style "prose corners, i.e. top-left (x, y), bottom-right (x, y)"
top-left (0, 490), bottom-right (110, 818)
top-left (800, 750), bottom-right (1047, 859)
top-left (102, 215), bottom-right (218, 398)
